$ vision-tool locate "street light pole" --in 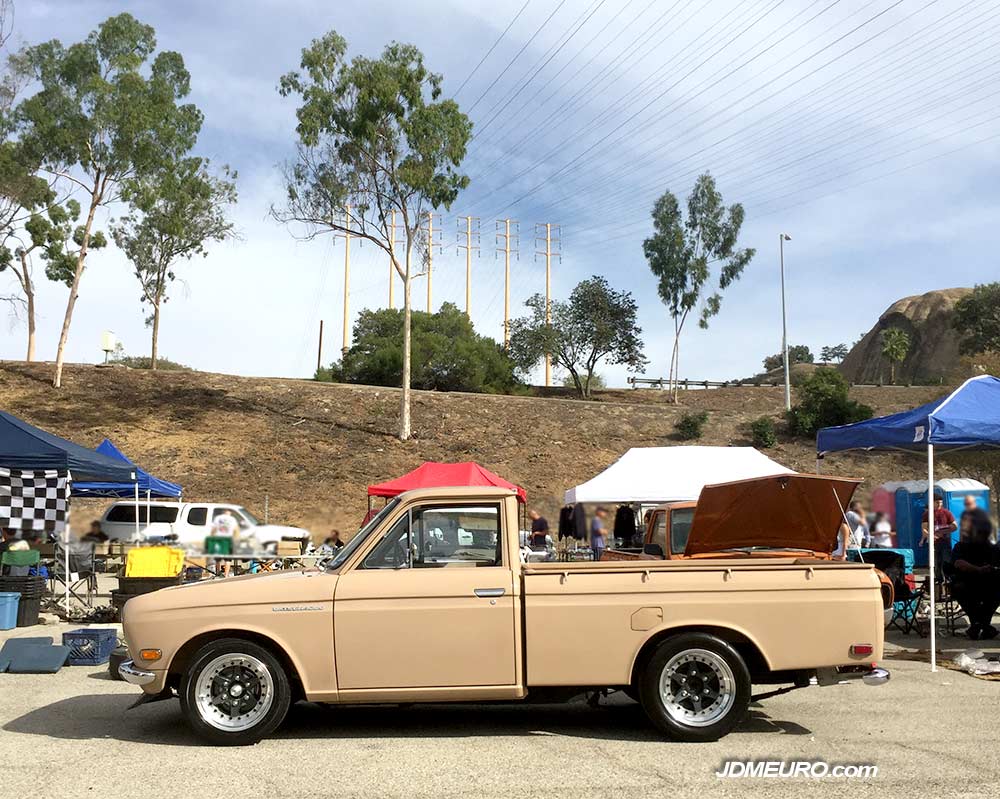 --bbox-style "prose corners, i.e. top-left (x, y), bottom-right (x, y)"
top-left (780, 233), bottom-right (792, 411)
